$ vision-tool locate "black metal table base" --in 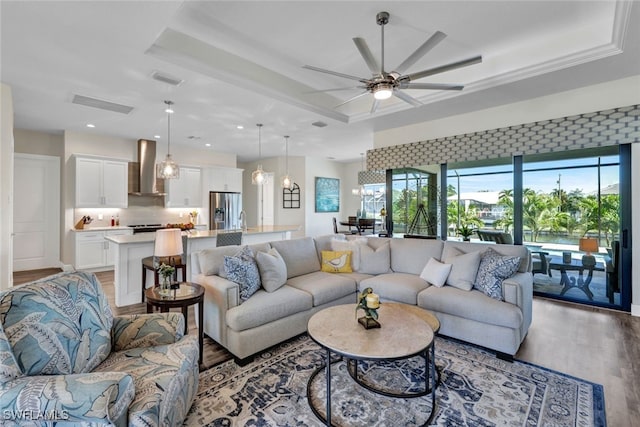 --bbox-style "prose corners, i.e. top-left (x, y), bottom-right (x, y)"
top-left (306, 344), bottom-right (438, 426)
